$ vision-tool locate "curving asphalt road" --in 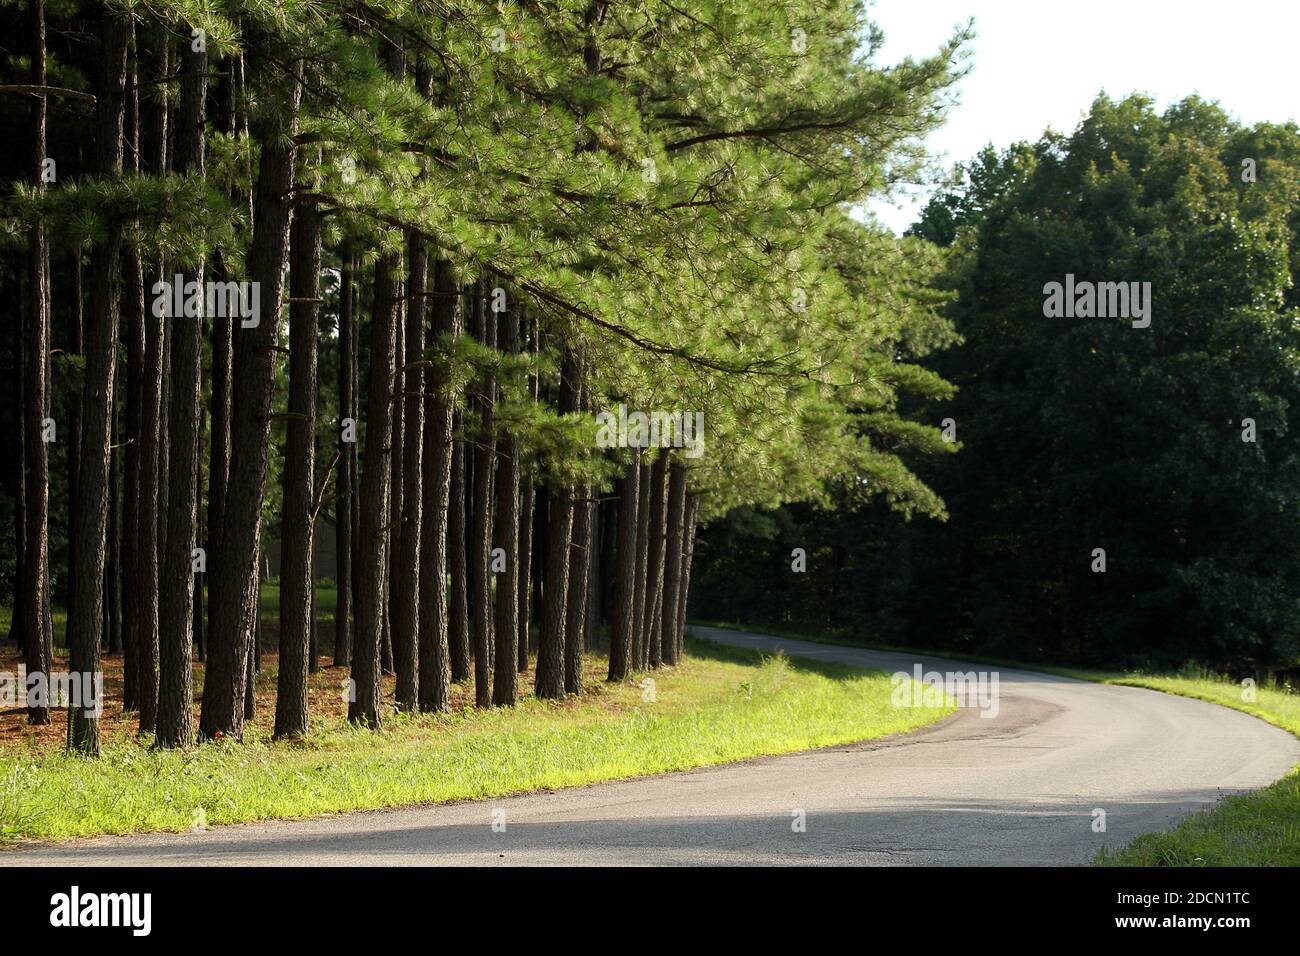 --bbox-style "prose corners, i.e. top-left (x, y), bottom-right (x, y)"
top-left (6, 625), bottom-right (1299, 866)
